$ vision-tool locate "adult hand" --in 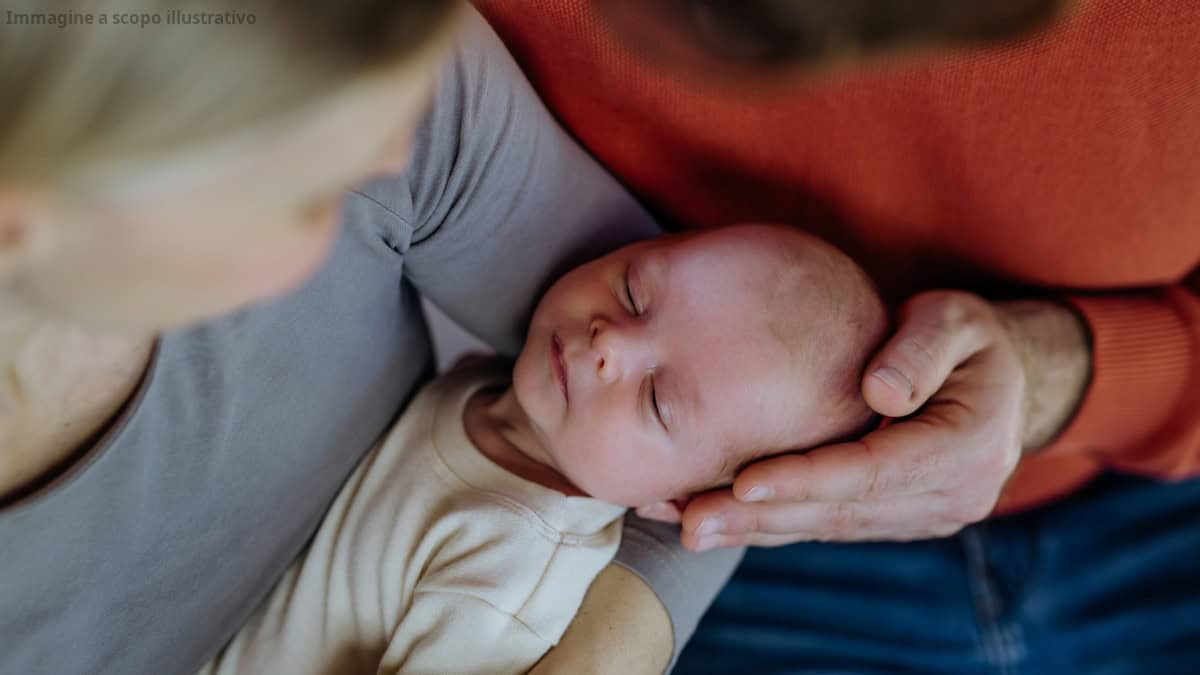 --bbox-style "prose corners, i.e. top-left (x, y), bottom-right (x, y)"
top-left (680, 291), bottom-right (1091, 550)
